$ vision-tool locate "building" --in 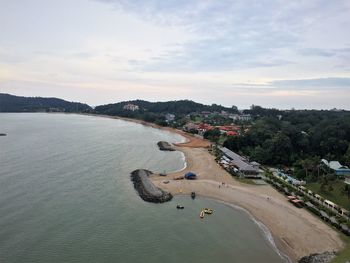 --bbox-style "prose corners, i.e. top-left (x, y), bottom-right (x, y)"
top-left (226, 131), bottom-right (238, 136)
top-left (183, 122), bottom-right (199, 132)
top-left (216, 125), bottom-right (240, 135)
top-left (123, 103), bottom-right (139, 111)
top-left (165, 113), bottom-right (175, 122)
top-left (321, 159), bottom-right (350, 176)
top-left (229, 114), bottom-right (252, 122)
top-left (197, 123), bottom-right (214, 135)
top-left (219, 146), bottom-right (260, 177)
